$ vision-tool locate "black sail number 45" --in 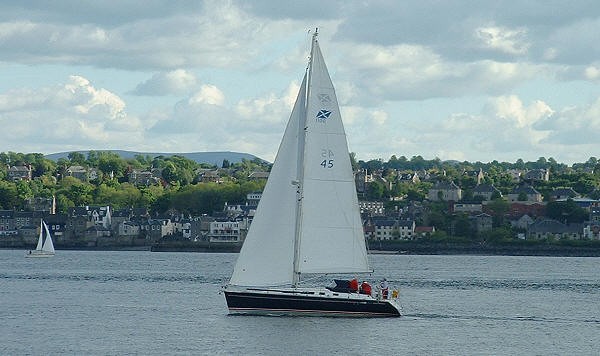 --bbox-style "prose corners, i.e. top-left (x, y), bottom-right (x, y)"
top-left (320, 159), bottom-right (334, 168)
